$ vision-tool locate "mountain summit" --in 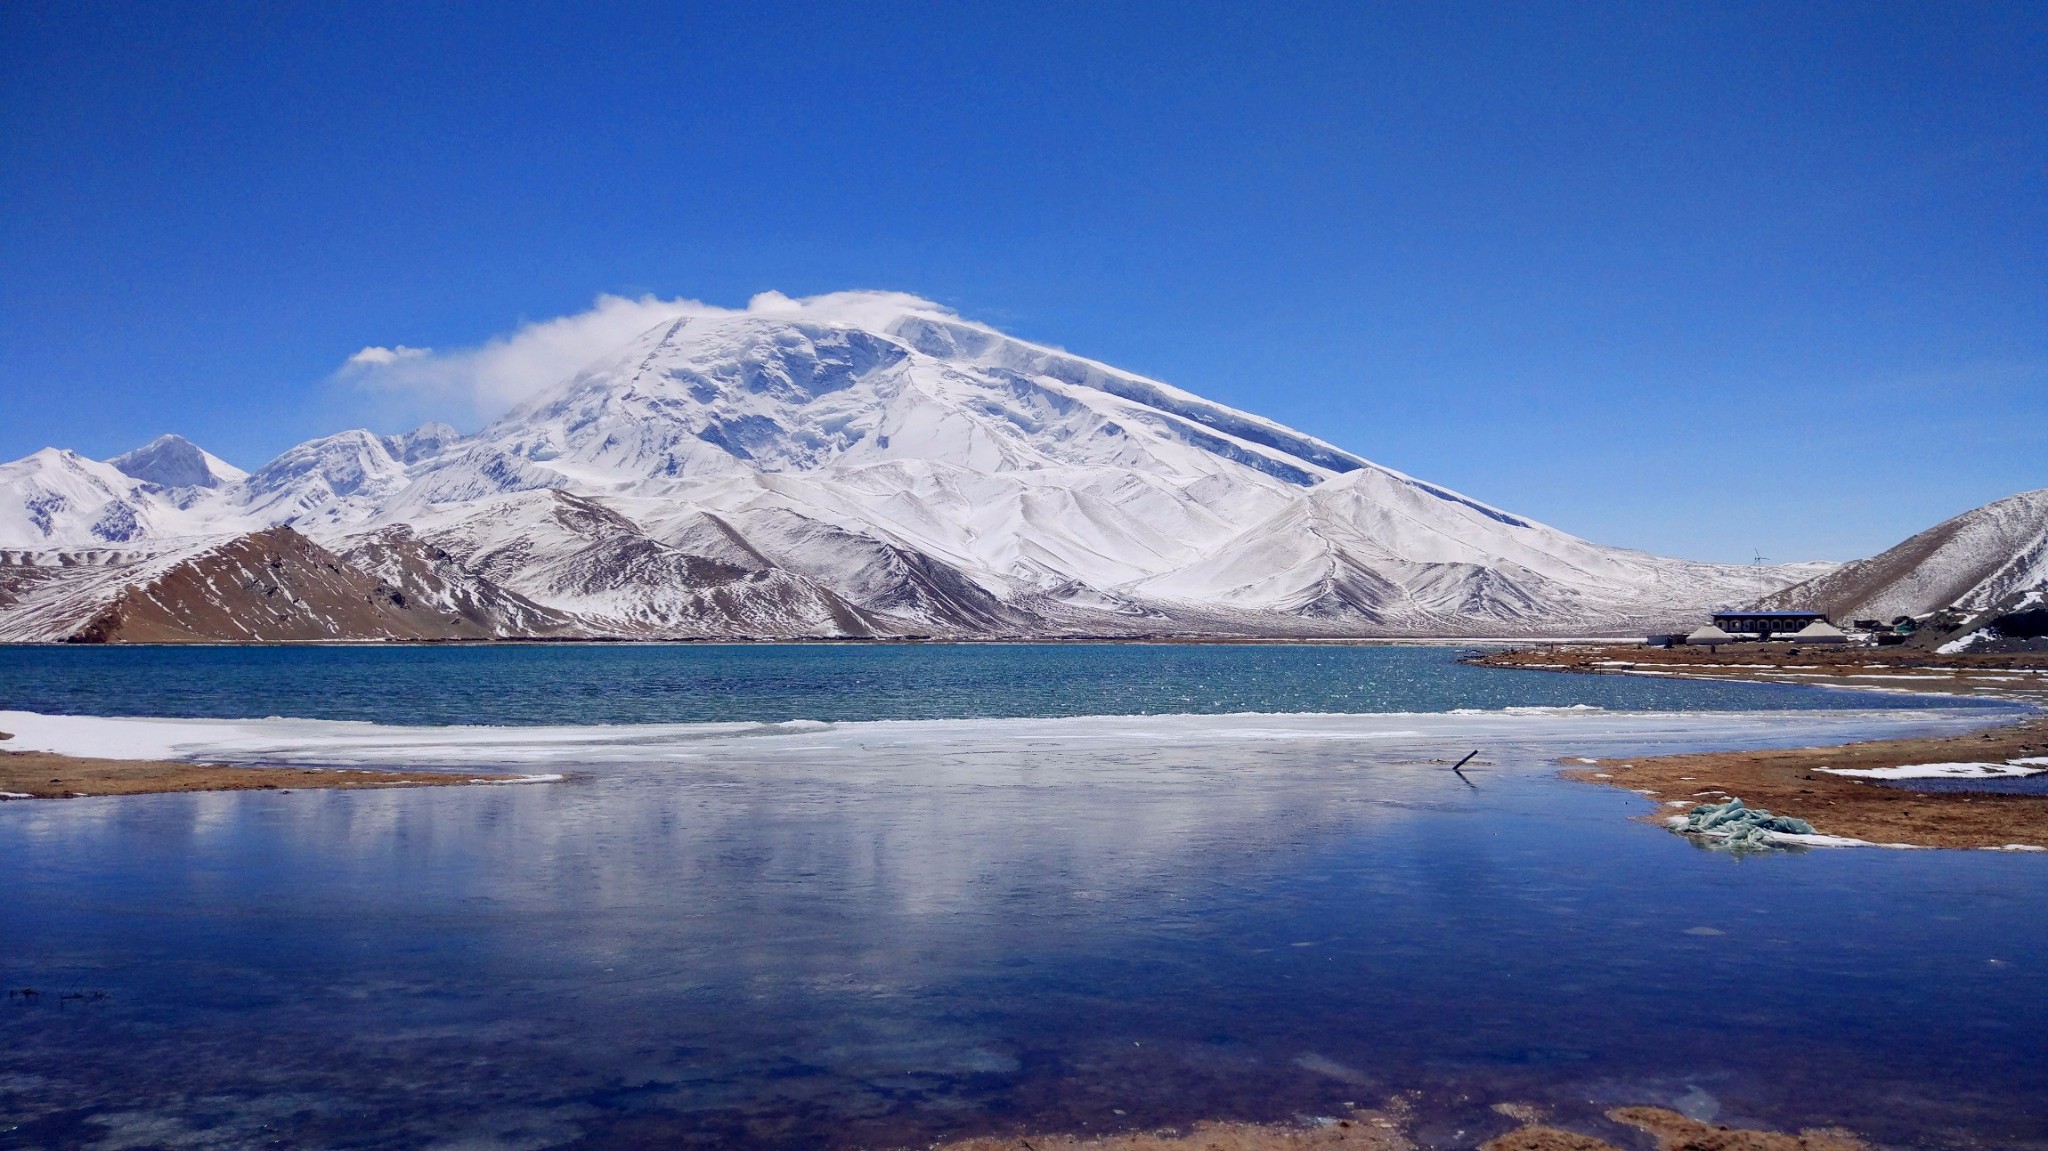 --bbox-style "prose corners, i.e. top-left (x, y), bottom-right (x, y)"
top-left (107, 434), bottom-right (248, 490)
top-left (0, 292), bottom-right (1824, 641)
